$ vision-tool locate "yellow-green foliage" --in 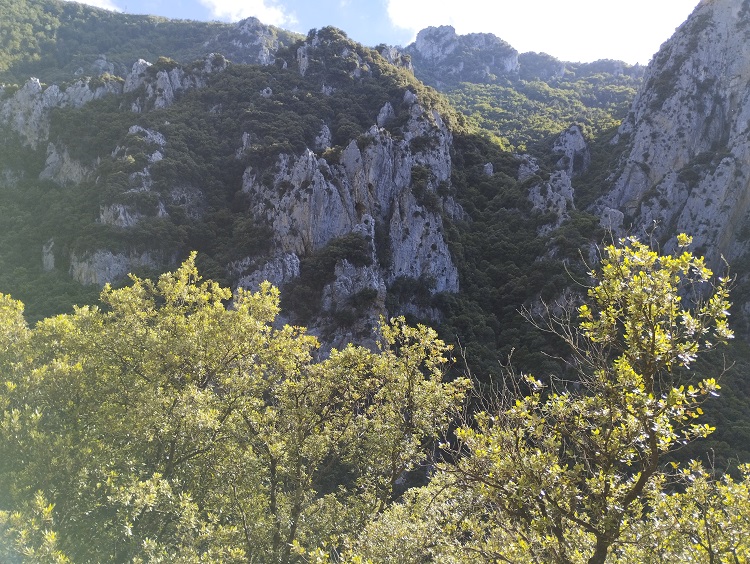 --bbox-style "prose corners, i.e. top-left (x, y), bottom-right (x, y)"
top-left (350, 236), bottom-right (743, 564)
top-left (0, 254), bottom-right (468, 562)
